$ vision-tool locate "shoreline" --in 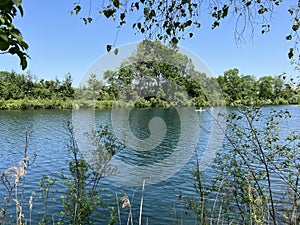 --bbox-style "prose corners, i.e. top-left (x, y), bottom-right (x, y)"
top-left (0, 99), bottom-right (298, 111)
